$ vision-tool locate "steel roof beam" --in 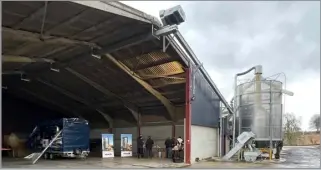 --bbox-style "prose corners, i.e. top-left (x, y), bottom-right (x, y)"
top-left (44, 8), bottom-right (91, 35)
top-left (65, 67), bottom-right (141, 123)
top-left (123, 103), bottom-right (140, 122)
top-left (105, 53), bottom-right (177, 121)
top-left (37, 79), bottom-right (113, 126)
top-left (12, 2), bottom-right (51, 29)
top-left (19, 88), bottom-right (83, 119)
top-left (96, 109), bottom-right (113, 128)
top-left (2, 55), bottom-right (54, 63)
top-left (69, 15), bottom-right (121, 38)
top-left (3, 27), bottom-right (100, 48)
top-left (34, 32), bottom-right (154, 70)
top-left (140, 72), bottom-right (186, 80)
top-left (152, 80), bottom-right (186, 88)
top-left (100, 32), bottom-right (155, 54)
